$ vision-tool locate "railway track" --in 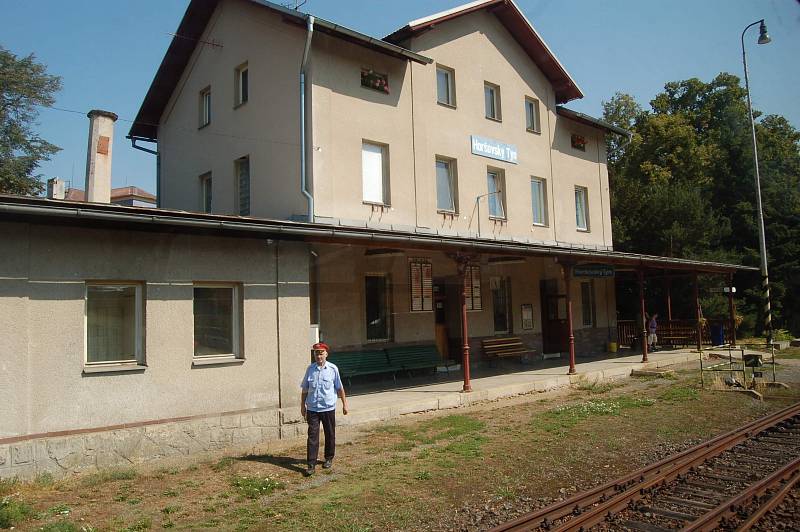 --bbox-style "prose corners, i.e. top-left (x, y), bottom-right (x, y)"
top-left (491, 401), bottom-right (800, 531)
